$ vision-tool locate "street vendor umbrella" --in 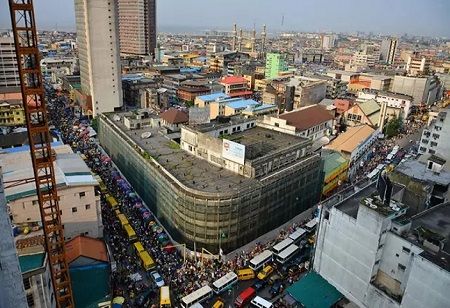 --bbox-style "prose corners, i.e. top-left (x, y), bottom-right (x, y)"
top-left (143, 212), bottom-right (151, 219)
top-left (163, 244), bottom-right (176, 253)
top-left (134, 203), bottom-right (142, 209)
top-left (128, 192), bottom-right (137, 198)
top-left (112, 297), bottom-right (125, 304)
